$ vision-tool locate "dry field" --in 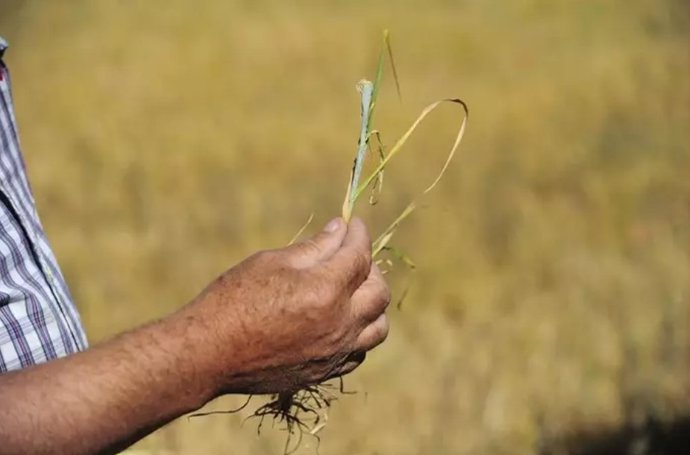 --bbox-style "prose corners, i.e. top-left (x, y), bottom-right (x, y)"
top-left (2, 0), bottom-right (690, 453)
